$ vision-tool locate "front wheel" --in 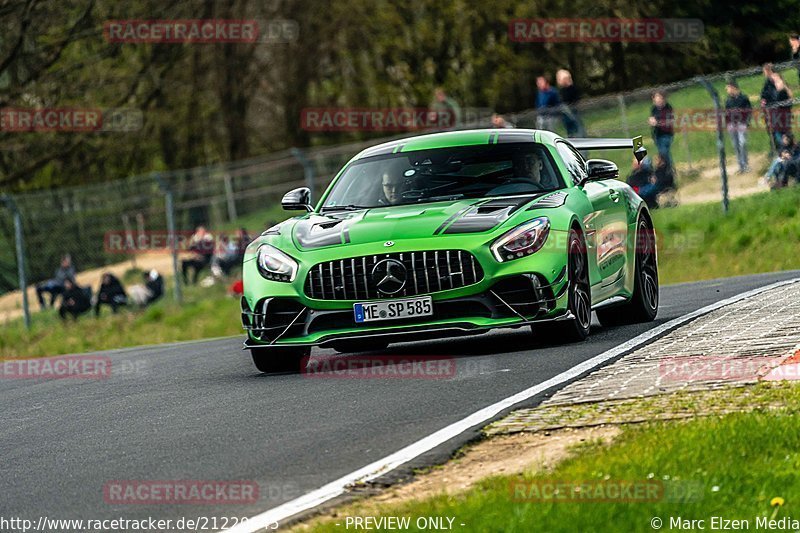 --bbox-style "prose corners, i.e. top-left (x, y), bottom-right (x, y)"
top-left (534, 228), bottom-right (591, 344)
top-left (597, 215), bottom-right (659, 326)
top-left (250, 346), bottom-right (310, 374)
